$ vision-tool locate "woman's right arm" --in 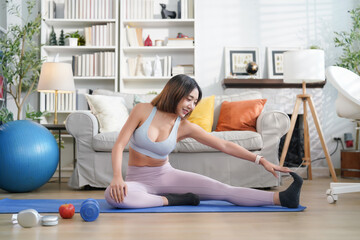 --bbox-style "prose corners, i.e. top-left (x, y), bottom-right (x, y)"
top-left (109, 103), bottom-right (146, 203)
